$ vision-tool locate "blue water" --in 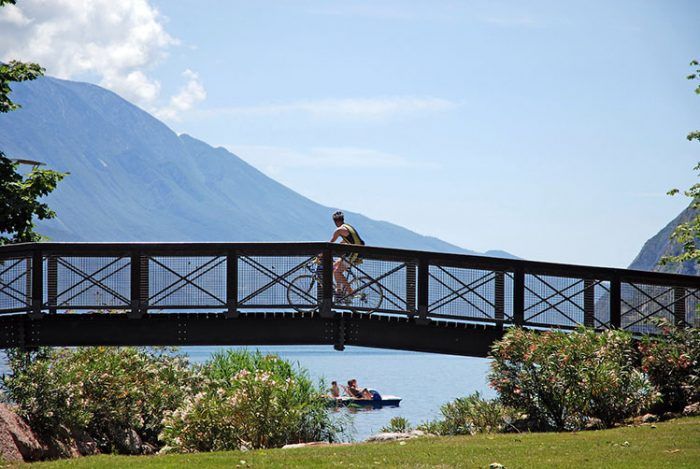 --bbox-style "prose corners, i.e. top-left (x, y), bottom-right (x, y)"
top-left (184, 345), bottom-right (494, 441)
top-left (0, 346), bottom-right (494, 441)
